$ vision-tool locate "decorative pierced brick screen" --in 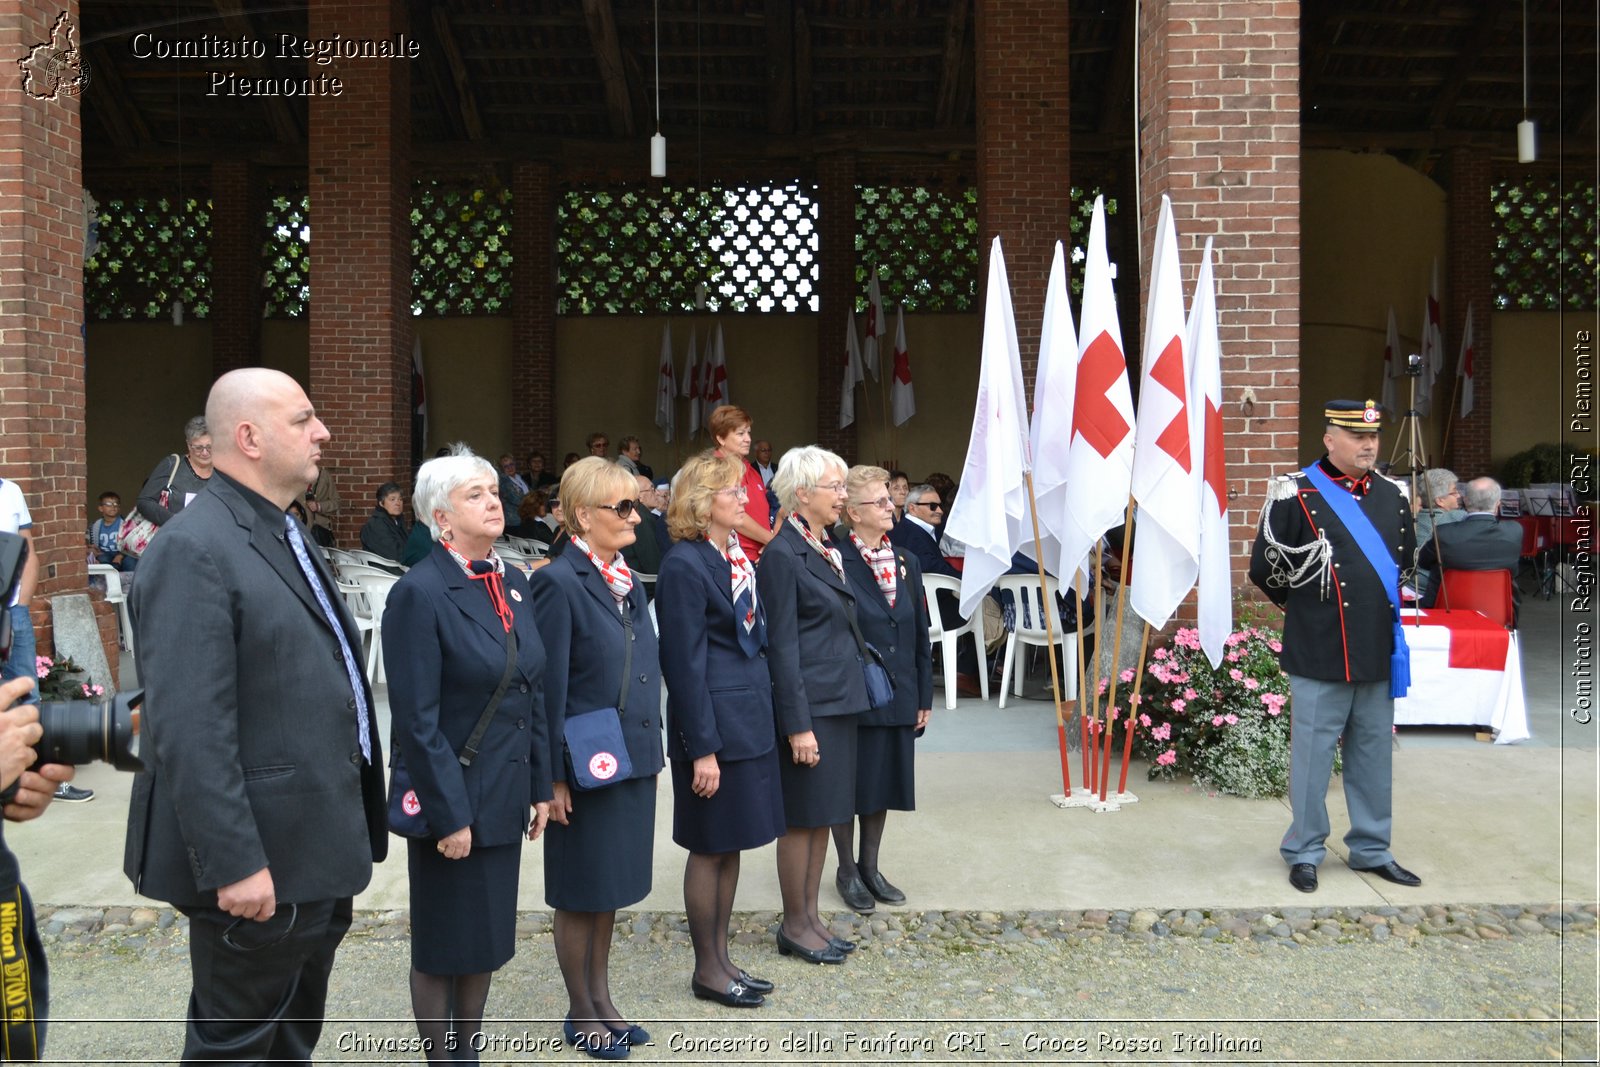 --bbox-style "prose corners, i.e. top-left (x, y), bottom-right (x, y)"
top-left (557, 184), bottom-right (819, 314)
top-left (85, 195), bottom-right (212, 321)
top-left (1491, 177), bottom-right (1597, 311)
top-left (412, 182), bottom-right (513, 316)
top-left (263, 189), bottom-right (310, 319)
top-left (855, 185), bottom-right (979, 311)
